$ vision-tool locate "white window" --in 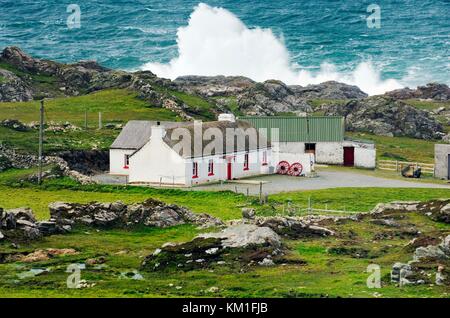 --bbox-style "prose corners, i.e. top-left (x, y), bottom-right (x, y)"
top-left (192, 162), bottom-right (198, 178)
top-left (262, 151), bottom-right (268, 165)
top-left (208, 159), bottom-right (214, 176)
top-left (244, 153), bottom-right (249, 170)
